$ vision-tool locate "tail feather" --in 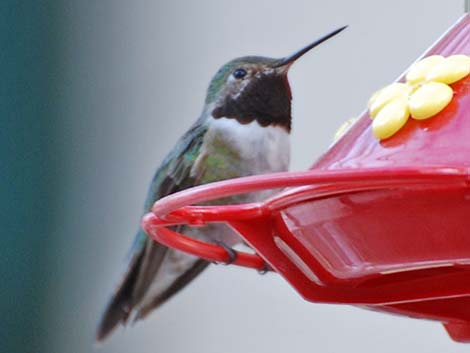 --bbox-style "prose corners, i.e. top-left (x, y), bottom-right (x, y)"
top-left (95, 250), bottom-right (143, 341)
top-left (96, 230), bottom-right (210, 342)
top-left (96, 235), bottom-right (167, 342)
top-left (135, 259), bottom-right (209, 320)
